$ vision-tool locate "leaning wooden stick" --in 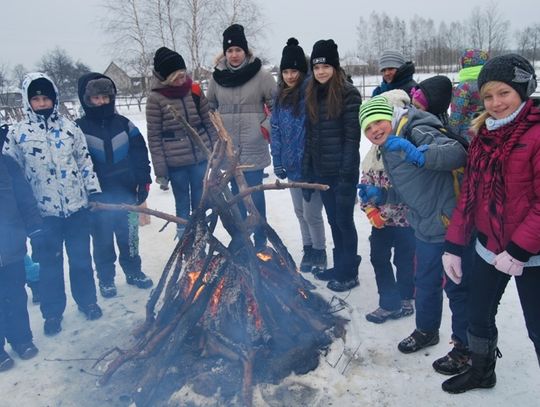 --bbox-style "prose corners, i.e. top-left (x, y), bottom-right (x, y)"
top-left (89, 202), bottom-right (188, 225)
